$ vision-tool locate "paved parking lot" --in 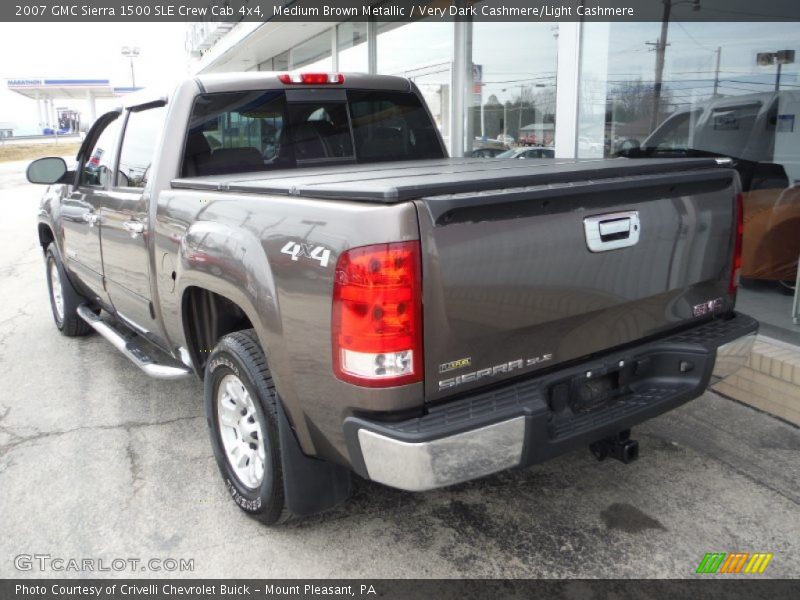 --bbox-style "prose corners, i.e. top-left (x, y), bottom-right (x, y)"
top-left (0, 160), bottom-right (798, 578)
